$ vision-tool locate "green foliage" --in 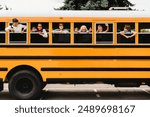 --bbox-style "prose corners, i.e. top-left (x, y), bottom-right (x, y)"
top-left (58, 0), bottom-right (134, 10)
